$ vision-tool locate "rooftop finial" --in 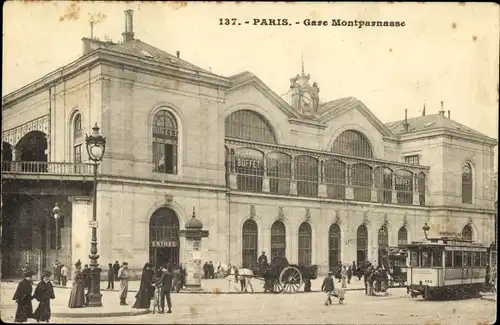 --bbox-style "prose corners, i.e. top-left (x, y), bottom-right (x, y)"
top-left (192, 206), bottom-right (196, 218)
top-left (439, 101), bottom-right (445, 116)
top-left (422, 103), bottom-right (426, 116)
top-left (301, 52), bottom-right (305, 75)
